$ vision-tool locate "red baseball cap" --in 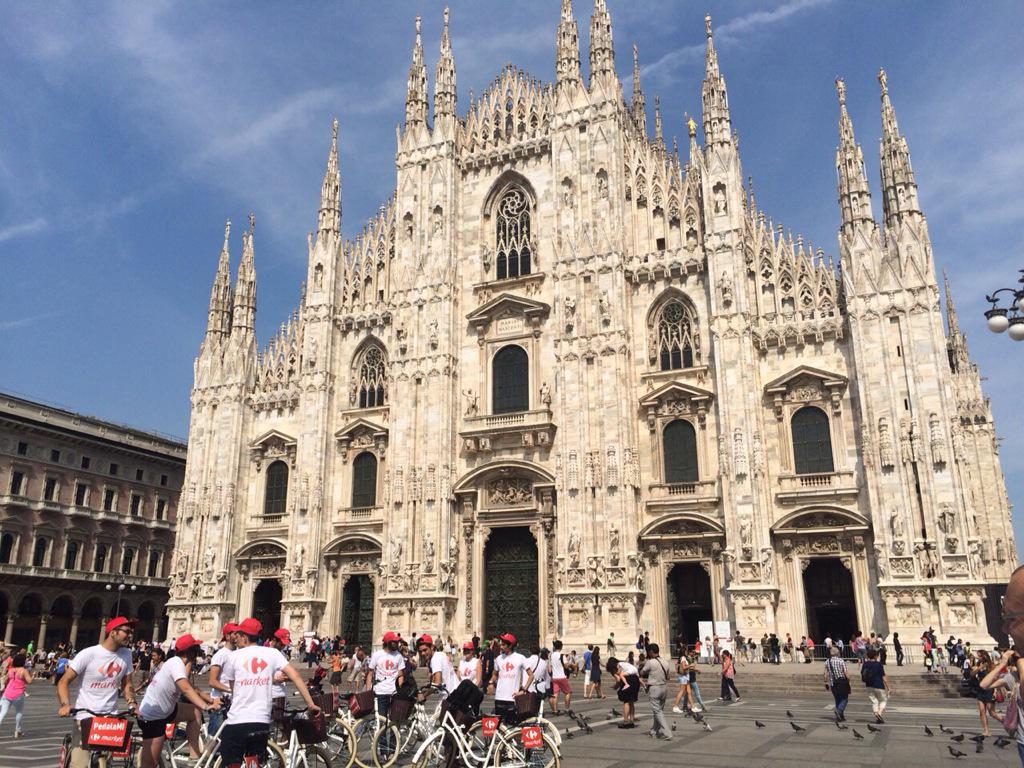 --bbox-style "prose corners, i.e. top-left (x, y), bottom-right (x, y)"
top-left (382, 631), bottom-right (400, 643)
top-left (104, 617), bottom-right (138, 635)
top-left (416, 634), bottom-right (433, 647)
top-left (499, 633), bottom-right (516, 645)
top-left (222, 623), bottom-right (240, 639)
top-left (274, 628), bottom-right (291, 644)
top-left (175, 634), bottom-right (202, 652)
top-left (236, 618), bottom-right (262, 637)
top-left (462, 641), bottom-right (475, 651)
